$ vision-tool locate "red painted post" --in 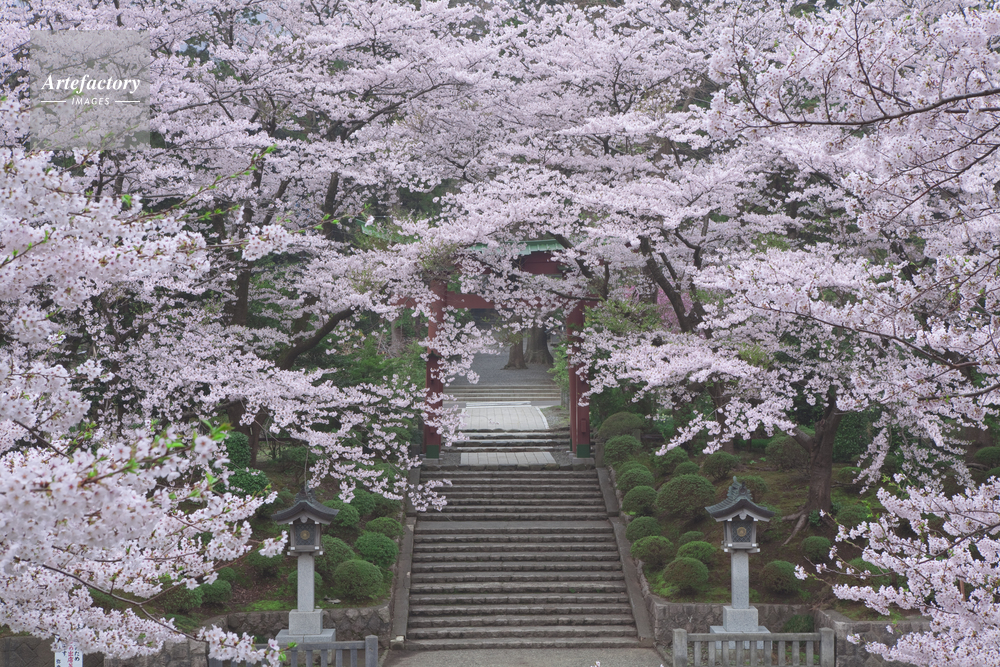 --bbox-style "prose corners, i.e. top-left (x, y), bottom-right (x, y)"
top-left (566, 303), bottom-right (591, 458)
top-left (423, 280), bottom-right (446, 458)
